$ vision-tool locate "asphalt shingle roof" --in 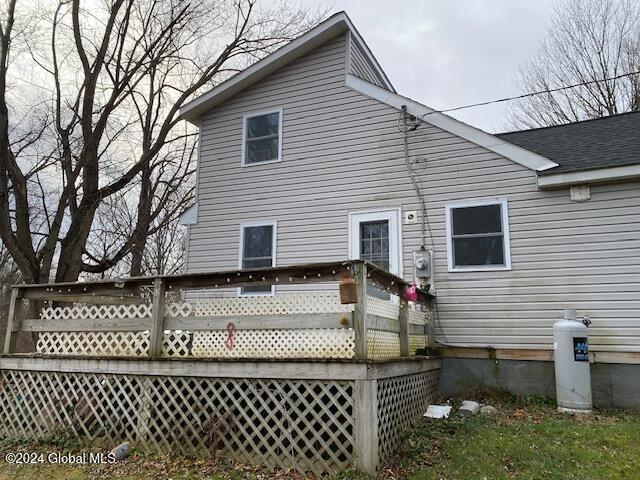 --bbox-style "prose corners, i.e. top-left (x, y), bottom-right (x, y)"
top-left (497, 111), bottom-right (640, 175)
